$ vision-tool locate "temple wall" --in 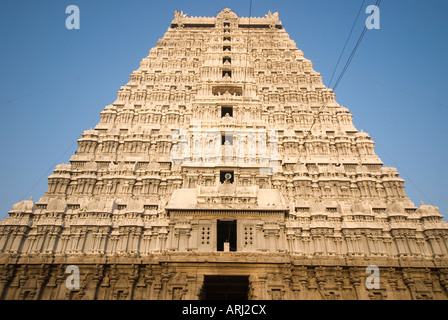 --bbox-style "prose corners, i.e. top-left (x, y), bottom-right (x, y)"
top-left (0, 254), bottom-right (447, 300)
